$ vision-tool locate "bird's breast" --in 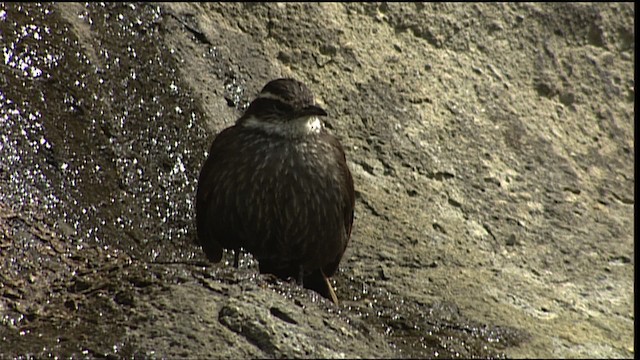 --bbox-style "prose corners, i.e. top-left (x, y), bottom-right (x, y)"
top-left (221, 134), bottom-right (346, 265)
